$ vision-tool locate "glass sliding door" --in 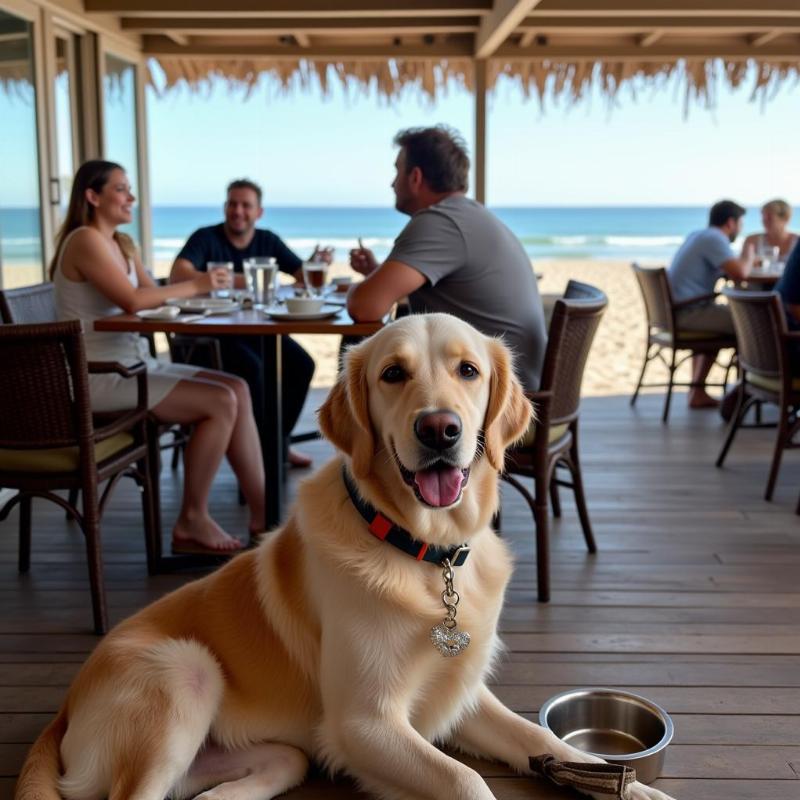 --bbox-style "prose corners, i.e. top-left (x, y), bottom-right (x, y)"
top-left (0, 7), bottom-right (43, 288)
top-left (103, 52), bottom-right (140, 243)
